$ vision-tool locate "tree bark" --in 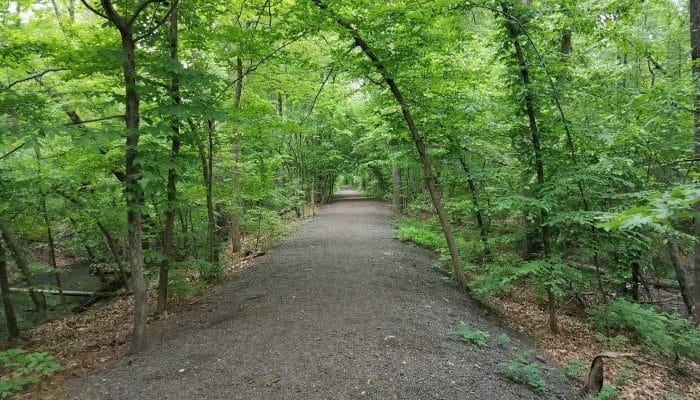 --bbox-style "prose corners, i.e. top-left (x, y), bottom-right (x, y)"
top-left (391, 163), bottom-right (403, 210)
top-left (631, 262), bottom-right (641, 301)
top-left (230, 56), bottom-right (244, 253)
top-left (83, 0), bottom-right (156, 352)
top-left (158, 3), bottom-right (181, 314)
top-left (0, 223), bottom-right (47, 320)
top-left (312, 0), bottom-right (468, 290)
top-left (667, 238), bottom-right (694, 316)
top-left (198, 121), bottom-right (218, 264)
top-left (0, 240), bottom-right (20, 340)
top-left (690, 0), bottom-right (700, 324)
top-left (120, 28), bottom-right (147, 353)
